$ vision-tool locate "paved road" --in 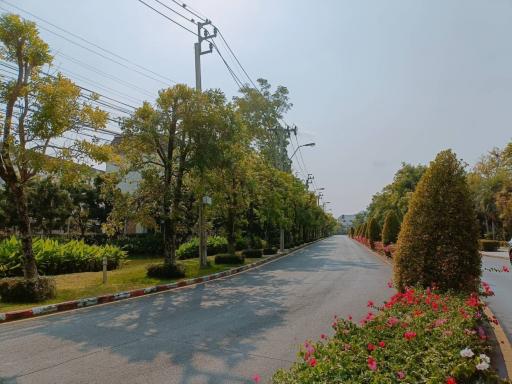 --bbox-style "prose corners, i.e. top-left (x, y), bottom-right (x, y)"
top-left (0, 236), bottom-right (392, 384)
top-left (483, 255), bottom-right (512, 343)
